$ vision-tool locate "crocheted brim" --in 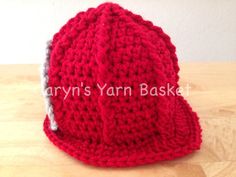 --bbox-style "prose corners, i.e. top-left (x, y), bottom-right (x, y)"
top-left (43, 96), bottom-right (202, 167)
